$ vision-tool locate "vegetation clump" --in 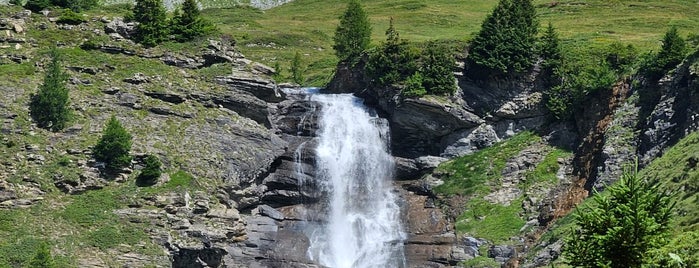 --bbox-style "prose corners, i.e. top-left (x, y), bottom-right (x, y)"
top-left (333, 0), bottom-right (371, 63)
top-left (133, 0), bottom-right (169, 47)
top-left (466, 0), bottom-right (538, 78)
top-left (137, 155), bottom-right (162, 186)
top-left (93, 116), bottom-right (132, 170)
top-left (290, 51), bottom-right (305, 85)
top-left (640, 26), bottom-right (688, 80)
top-left (171, 0), bottom-right (215, 42)
top-left (563, 163), bottom-right (675, 268)
top-left (30, 48), bottom-right (71, 132)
